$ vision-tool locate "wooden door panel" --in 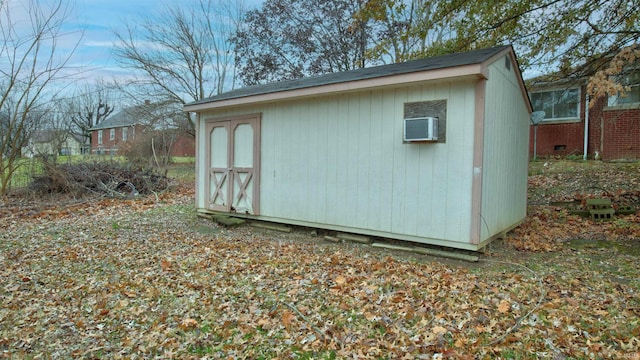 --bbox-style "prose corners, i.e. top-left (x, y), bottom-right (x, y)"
top-left (206, 123), bottom-right (230, 211)
top-left (205, 115), bottom-right (261, 215)
top-left (232, 123), bottom-right (253, 167)
top-left (231, 169), bottom-right (253, 213)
